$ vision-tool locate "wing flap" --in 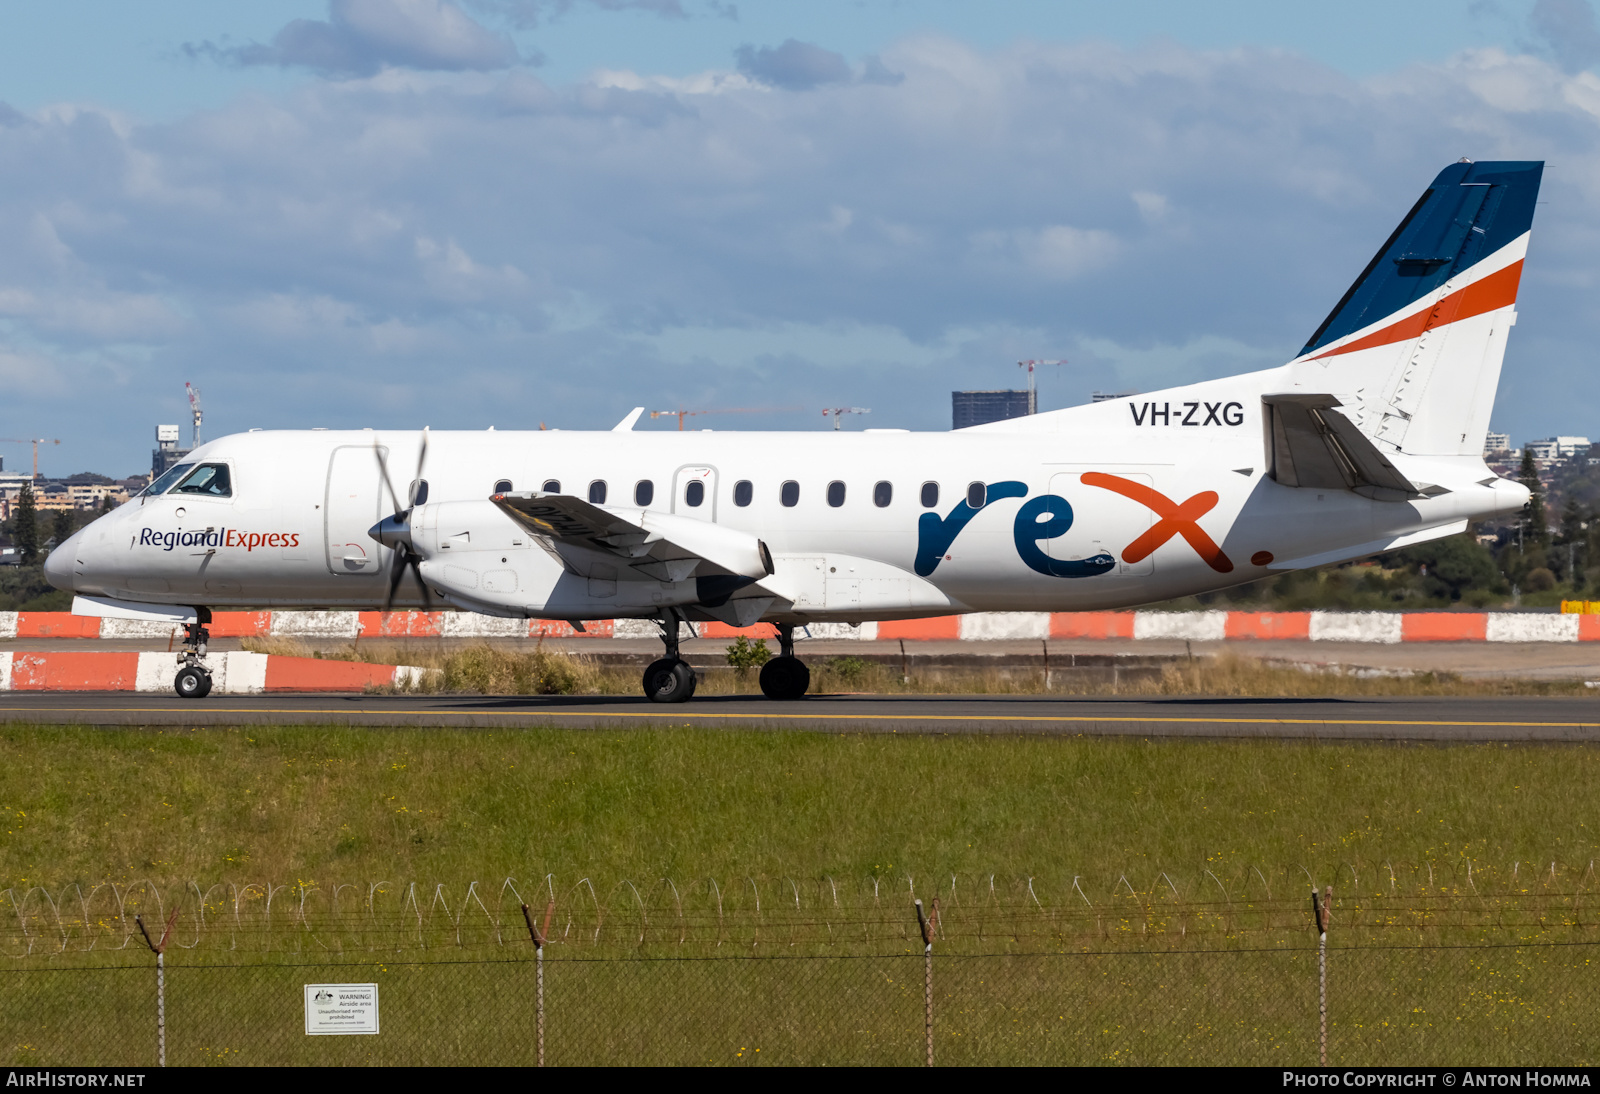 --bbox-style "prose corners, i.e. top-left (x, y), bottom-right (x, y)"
top-left (492, 492), bottom-right (775, 581)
